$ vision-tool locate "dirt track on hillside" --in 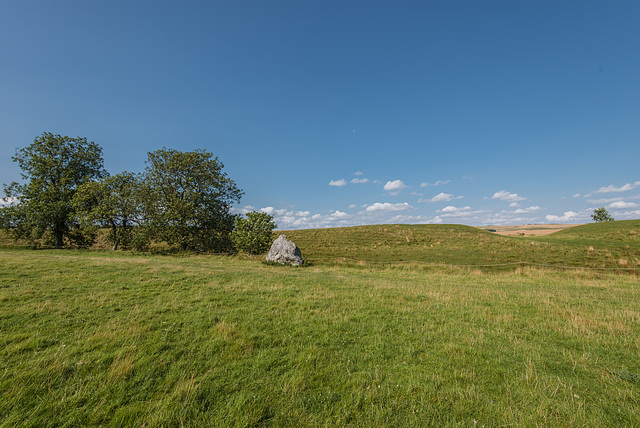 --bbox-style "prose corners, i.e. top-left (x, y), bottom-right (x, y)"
top-left (483, 224), bottom-right (584, 237)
